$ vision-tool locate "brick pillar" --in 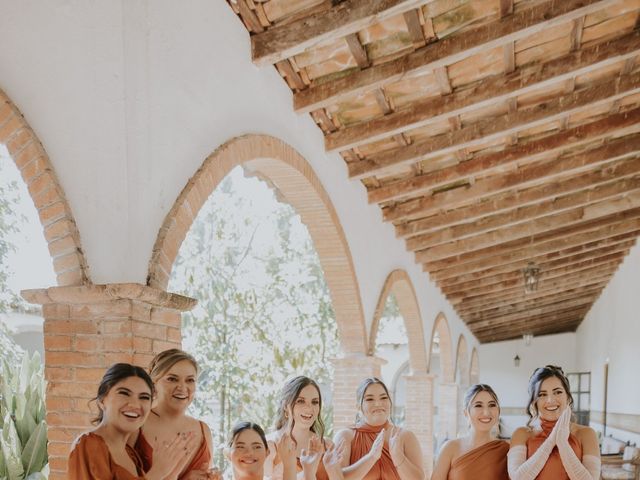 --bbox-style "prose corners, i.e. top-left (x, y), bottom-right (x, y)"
top-left (404, 373), bottom-right (435, 477)
top-left (438, 382), bottom-right (459, 442)
top-left (21, 283), bottom-right (196, 480)
top-left (331, 354), bottom-right (385, 431)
